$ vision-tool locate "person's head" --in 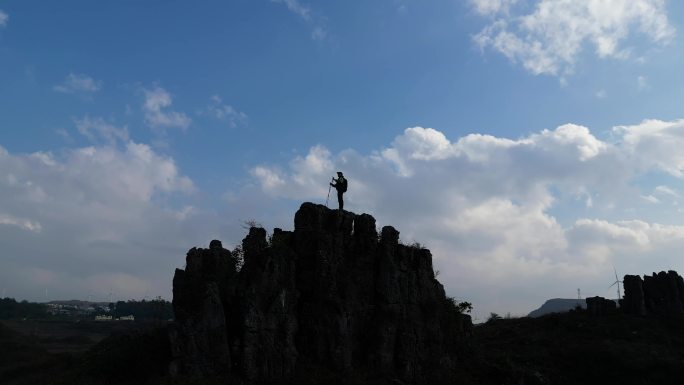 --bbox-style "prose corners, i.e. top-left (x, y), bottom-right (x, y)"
top-left (337, 171), bottom-right (343, 177)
